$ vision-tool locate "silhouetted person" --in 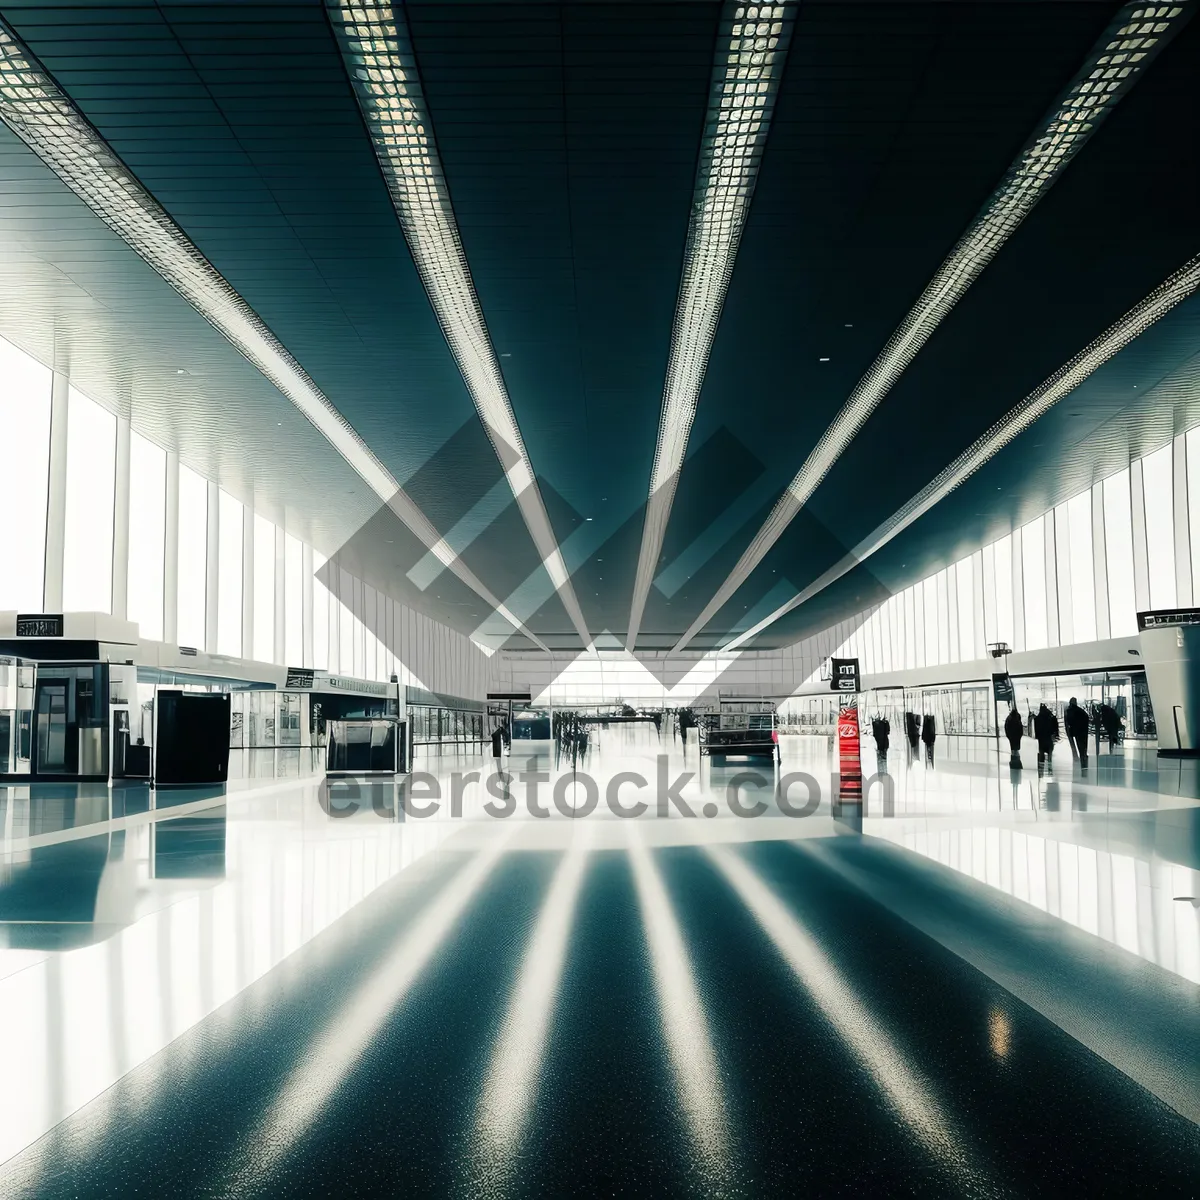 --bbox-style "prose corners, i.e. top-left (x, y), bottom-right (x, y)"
top-left (491, 727), bottom-right (504, 761)
top-left (1027, 710), bottom-right (1036, 738)
top-left (921, 713), bottom-right (937, 765)
top-left (1034, 703), bottom-right (1058, 769)
top-left (1065, 697), bottom-right (1089, 767)
top-left (905, 711), bottom-right (920, 754)
top-left (1099, 703), bottom-right (1123, 751)
top-left (872, 716), bottom-right (890, 756)
top-left (1004, 706), bottom-right (1024, 769)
